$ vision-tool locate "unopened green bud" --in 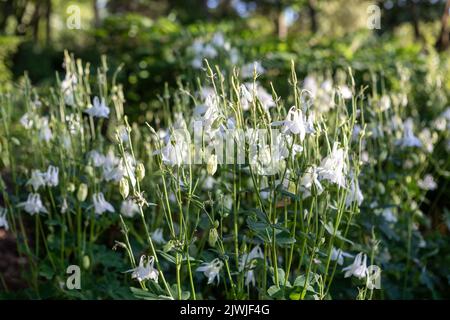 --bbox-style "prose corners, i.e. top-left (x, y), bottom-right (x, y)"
top-left (208, 228), bottom-right (219, 247)
top-left (85, 165), bottom-right (94, 177)
top-left (82, 255), bottom-right (90, 269)
top-left (207, 154), bottom-right (218, 176)
top-left (163, 240), bottom-right (175, 252)
top-left (136, 162), bottom-right (145, 181)
top-left (119, 178), bottom-right (129, 199)
top-left (77, 183), bottom-right (88, 202)
top-left (67, 183), bottom-right (76, 193)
